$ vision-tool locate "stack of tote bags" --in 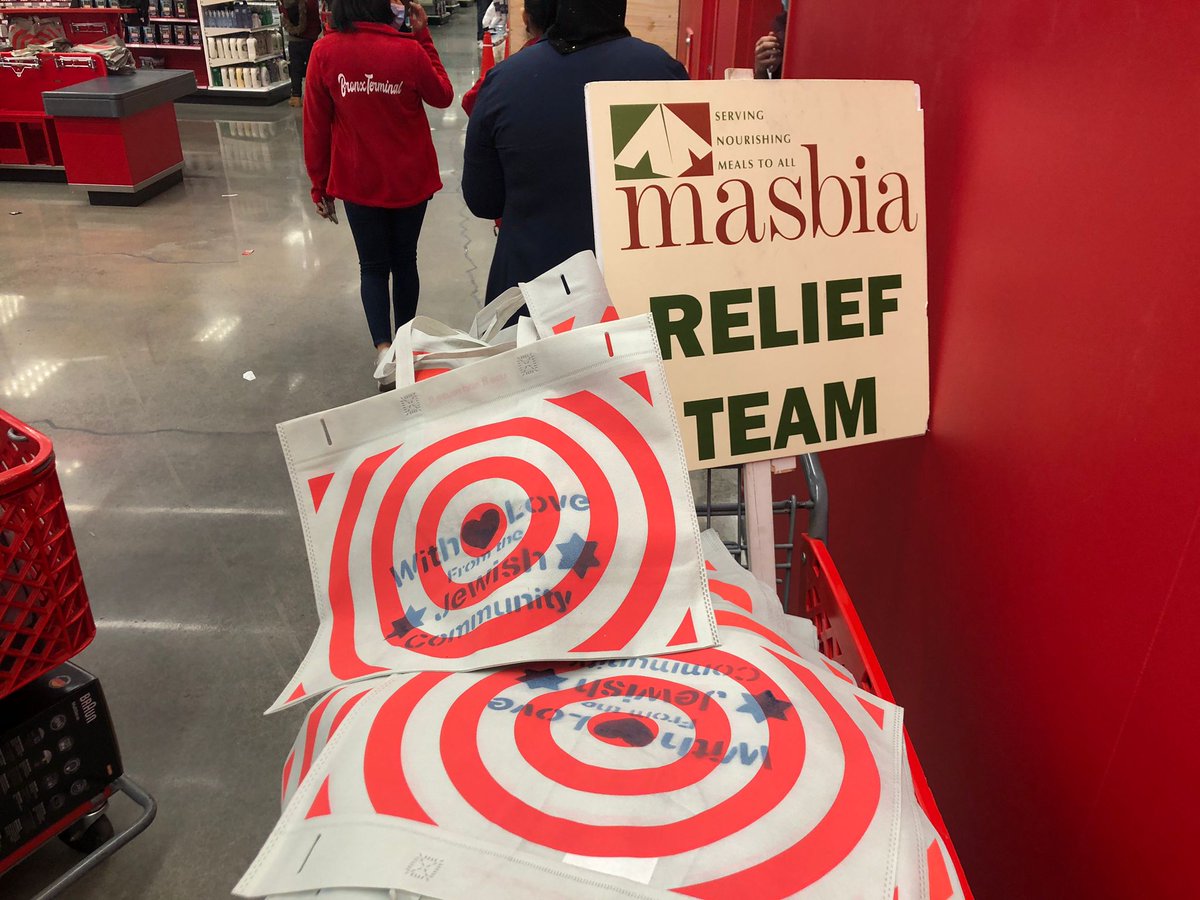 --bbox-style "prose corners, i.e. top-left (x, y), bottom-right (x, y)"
top-left (237, 253), bottom-right (966, 900)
